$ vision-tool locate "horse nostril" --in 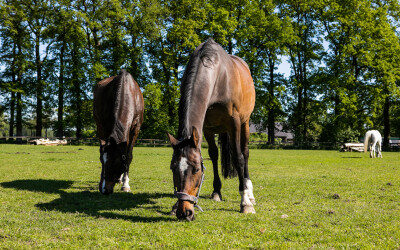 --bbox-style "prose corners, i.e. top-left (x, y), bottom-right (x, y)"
top-left (186, 209), bottom-right (193, 218)
top-left (177, 210), bottom-right (185, 220)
